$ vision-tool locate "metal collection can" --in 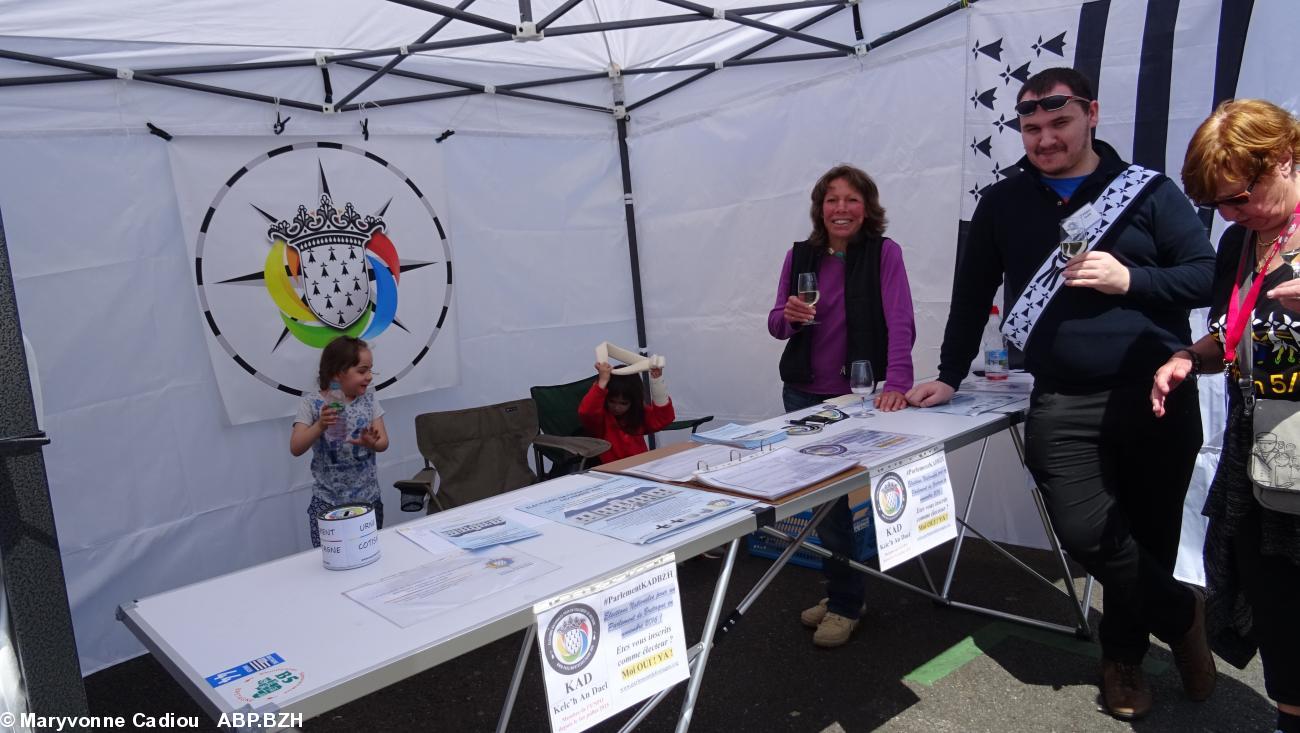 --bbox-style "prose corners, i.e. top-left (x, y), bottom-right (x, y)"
top-left (318, 504), bottom-right (381, 570)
